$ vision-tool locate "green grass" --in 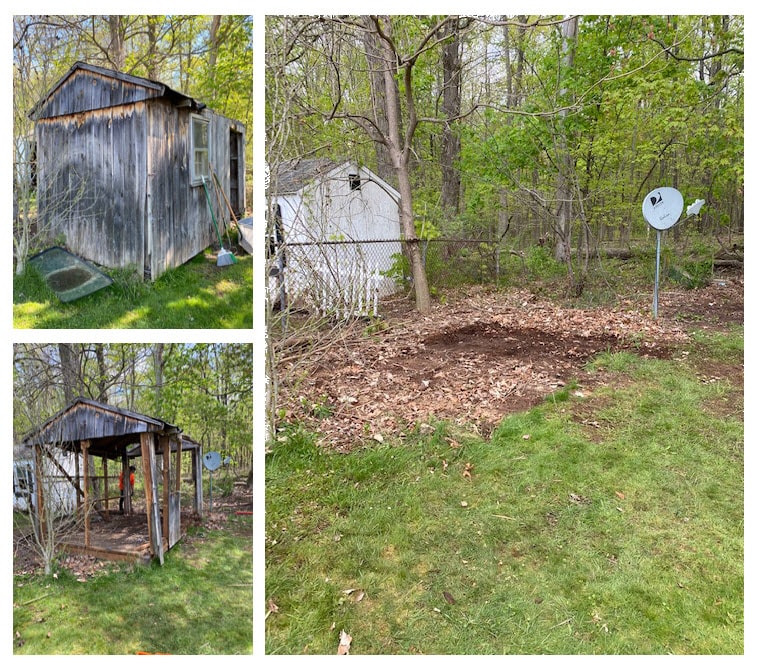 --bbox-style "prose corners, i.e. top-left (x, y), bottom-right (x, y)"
top-left (13, 250), bottom-right (252, 329)
top-left (13, 515), bottom-right (253, 654)
top-left (265, 332), bottom-right (743, 654)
